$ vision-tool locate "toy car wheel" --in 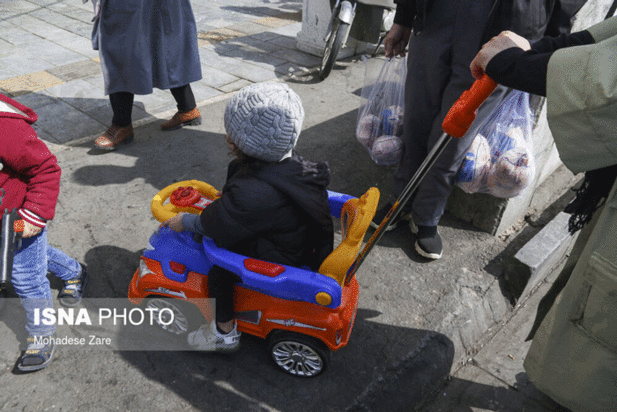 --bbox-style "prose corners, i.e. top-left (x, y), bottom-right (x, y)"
top-left (143, 297), bottom-right (203, 336)
top-left (268, 331), bottom-right (331, 377)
